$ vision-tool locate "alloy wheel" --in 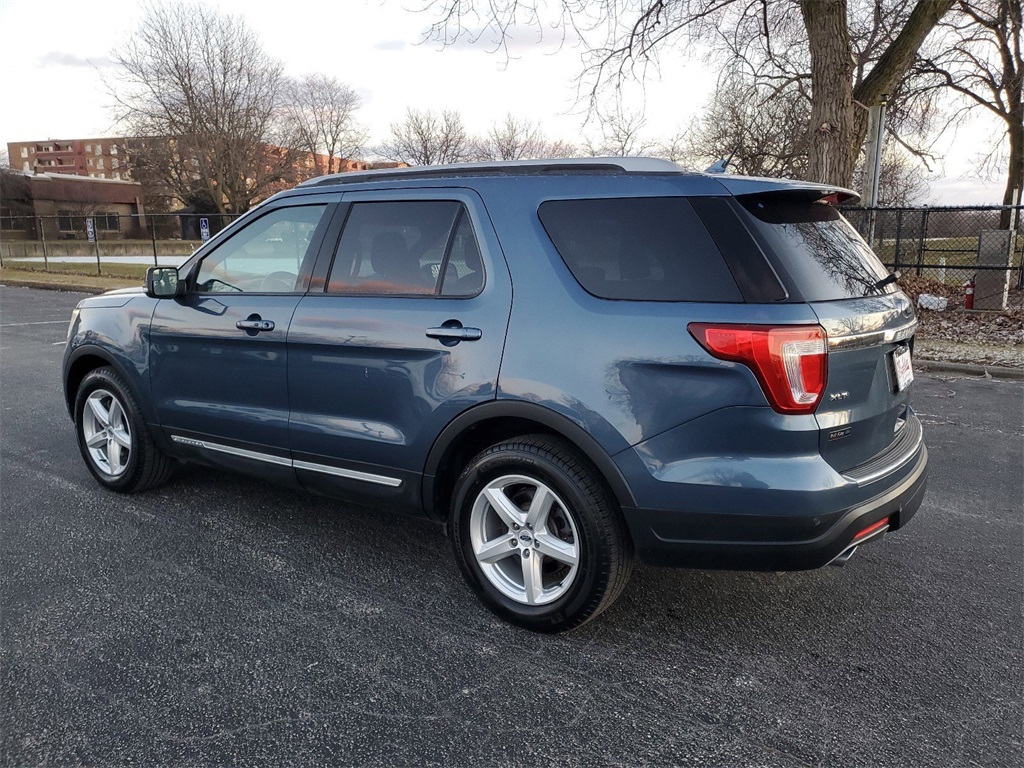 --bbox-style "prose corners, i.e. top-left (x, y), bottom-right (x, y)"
top-left (469, 474), bottom-right (580, 606)
top-left (81, 388), bottom-right (132, 477)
